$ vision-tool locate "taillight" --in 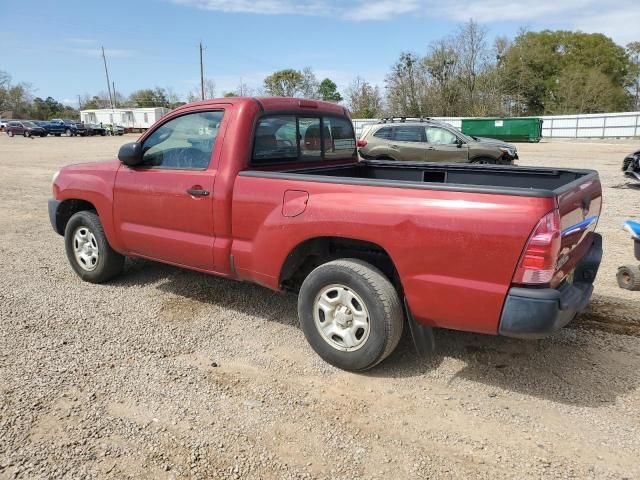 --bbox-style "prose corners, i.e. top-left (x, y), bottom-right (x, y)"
top-left (356, 139), bottom-right (367, 148)
top-left (513, 209), bottom-right (561, 285)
